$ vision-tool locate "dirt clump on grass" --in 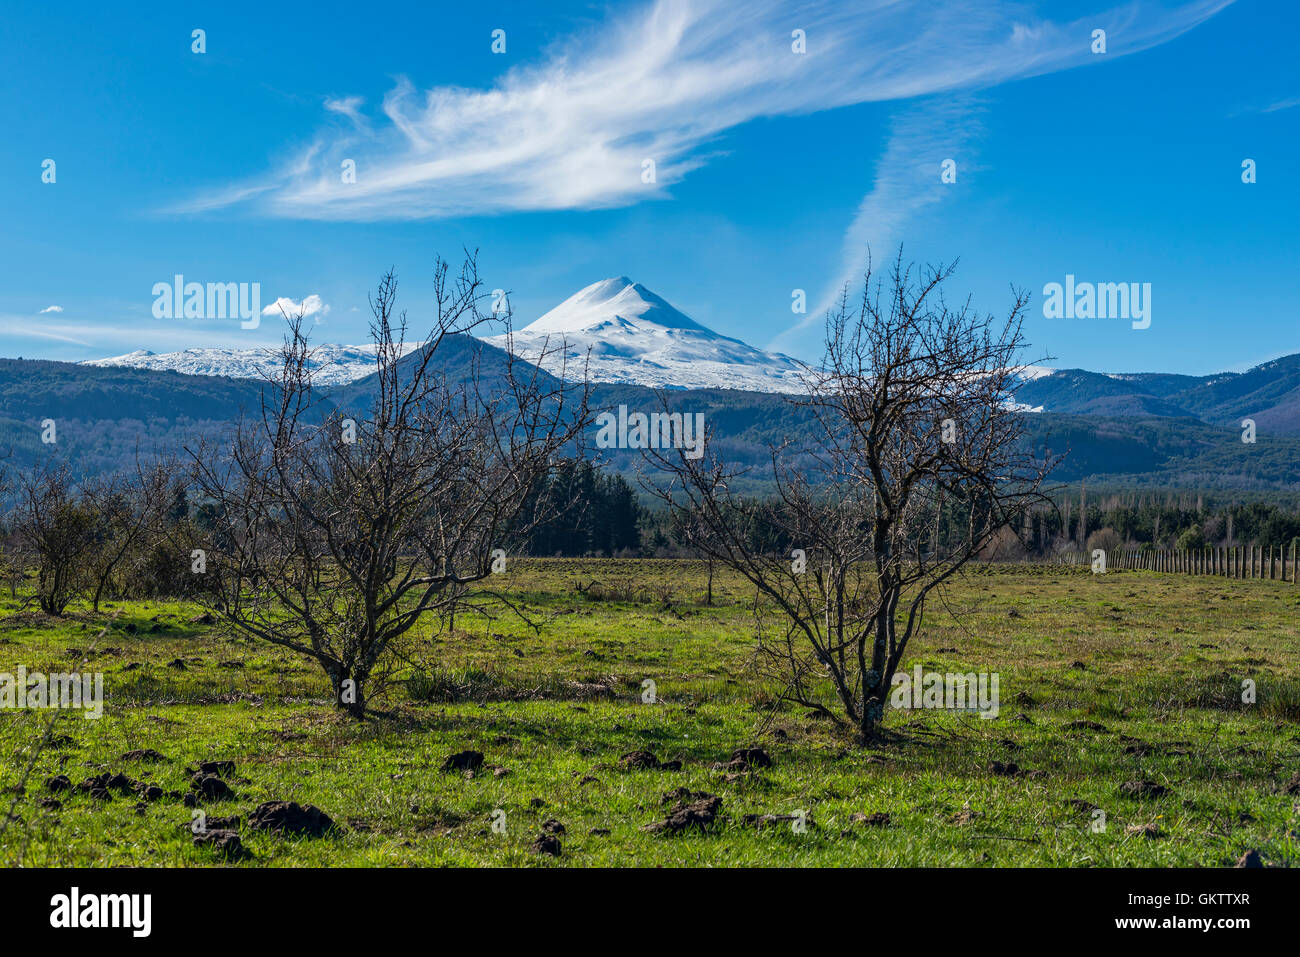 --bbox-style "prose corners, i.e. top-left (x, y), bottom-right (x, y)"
top-left (1120, 780), bottom-right (1170, 800)
top-left (531, 833), bottom-right (562, 856)
top-left (644, 792), bottom-right (723, 835)
top-left (120, 749), bottom-right (168, 763)
top-left (726, 747), bottom-right (772, 771)
top-left (441, 750), bottom-right (484, 773)
top-left (744, 811), bottom-right (814, 830)
top-left (190, 773), bottom-right (236, 801)
top-left (186, 760), bottom-right (236, 777)
top-left (1065, 720), bottom-right (1108, 733)
top-left (850, 811), bottom-right (891, 827)
top-left (247, 800), bottom-right (339, 837)
top-left (619, 749), bottom-right (681, 771)
top-left (194, 829), bottom-right (253, 861)
top-left (77, 772), bottom-right (139, 798)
